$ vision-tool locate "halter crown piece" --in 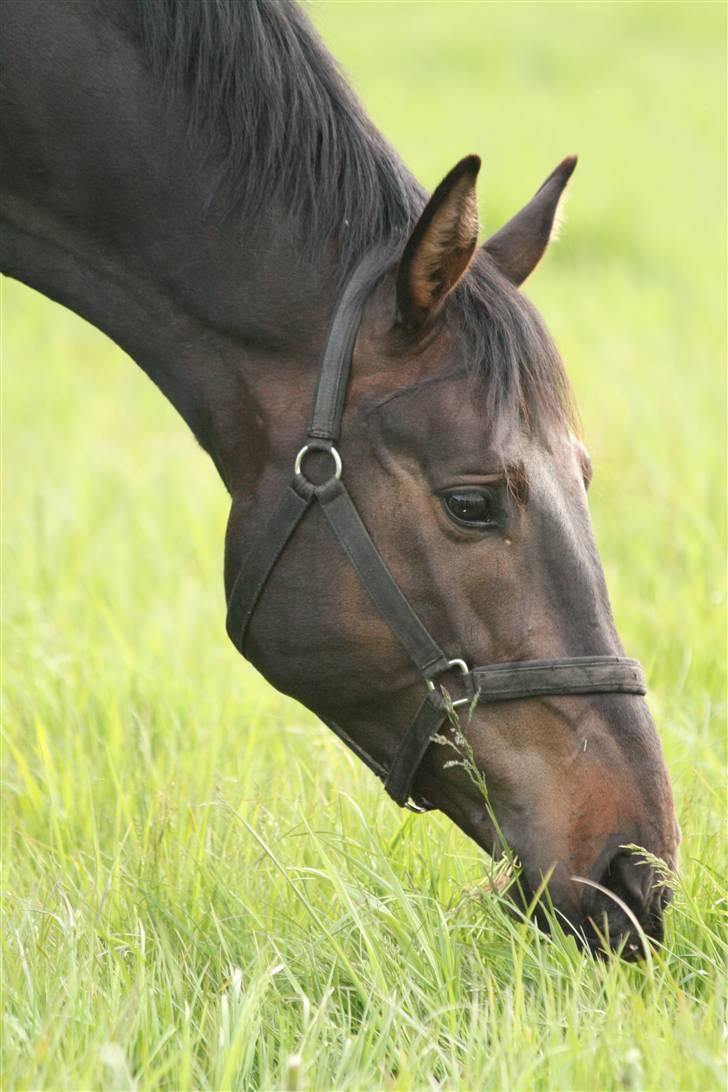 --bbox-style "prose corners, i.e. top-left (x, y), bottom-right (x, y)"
top-left (226, 248), bottom-right (647, 811)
